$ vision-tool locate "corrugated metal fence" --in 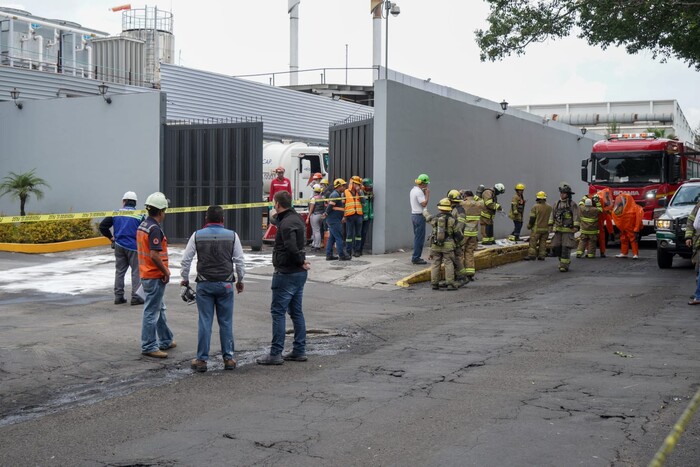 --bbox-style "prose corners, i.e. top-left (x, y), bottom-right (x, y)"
top-left (162, 118), bottom-right (264, 249)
